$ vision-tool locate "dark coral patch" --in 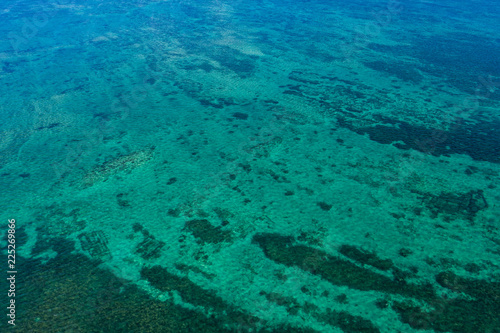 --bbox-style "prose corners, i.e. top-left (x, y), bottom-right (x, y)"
top-left (393, 271), bottom-right (500, 332)
top-left (232, 112), bottom-right (249, 120)
top-left (415, 189), bottom-right (488, 220)
top-left (339, 115), bottom-right (500, 164)
top-left (252, 233), bottom-right (435, 301)
top-left (141, 265), bottom-right (229, 312)
top-left (184, 219), bottom-right (232, 244)
top-left (11, 250), bottom-right (238, 333)
top-left (317, 202), bottom-right (332, 211)
top-left (339, 245), bottom-right (394, 271)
